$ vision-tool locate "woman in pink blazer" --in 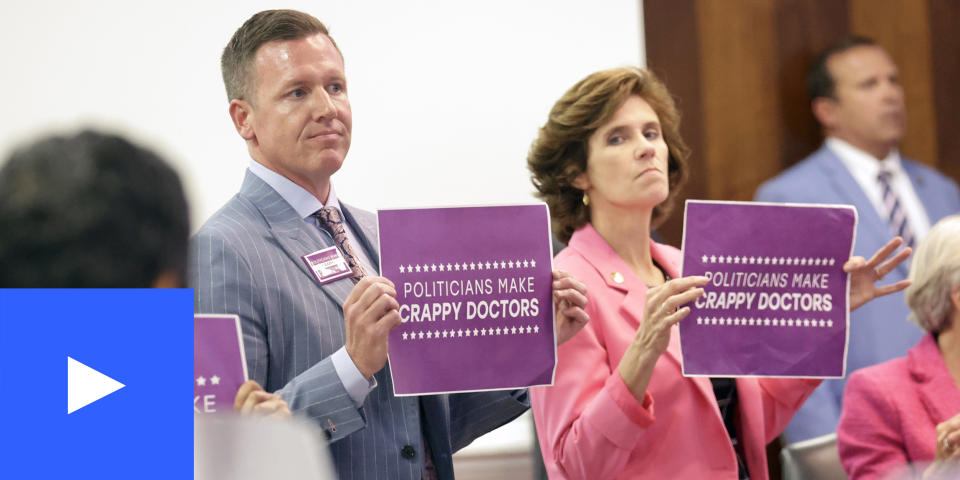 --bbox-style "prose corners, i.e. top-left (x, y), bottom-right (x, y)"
top-left (838, 215), bottom-right (960, 479)
top-left (526, 67), bottom-right (912, 480)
